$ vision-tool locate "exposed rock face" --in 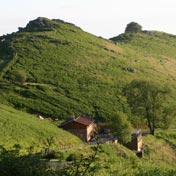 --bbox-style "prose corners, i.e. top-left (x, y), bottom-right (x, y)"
top-left (18, 17), bottom-right (81, 33)
top-left (125, 22), bottom-right (142, 33)
top-left (26, 17), bottom-right (54, 28)
top-left (18, 17), bottom-right (60, 32)
top-left (121, 67), bottom-right (137, 73)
